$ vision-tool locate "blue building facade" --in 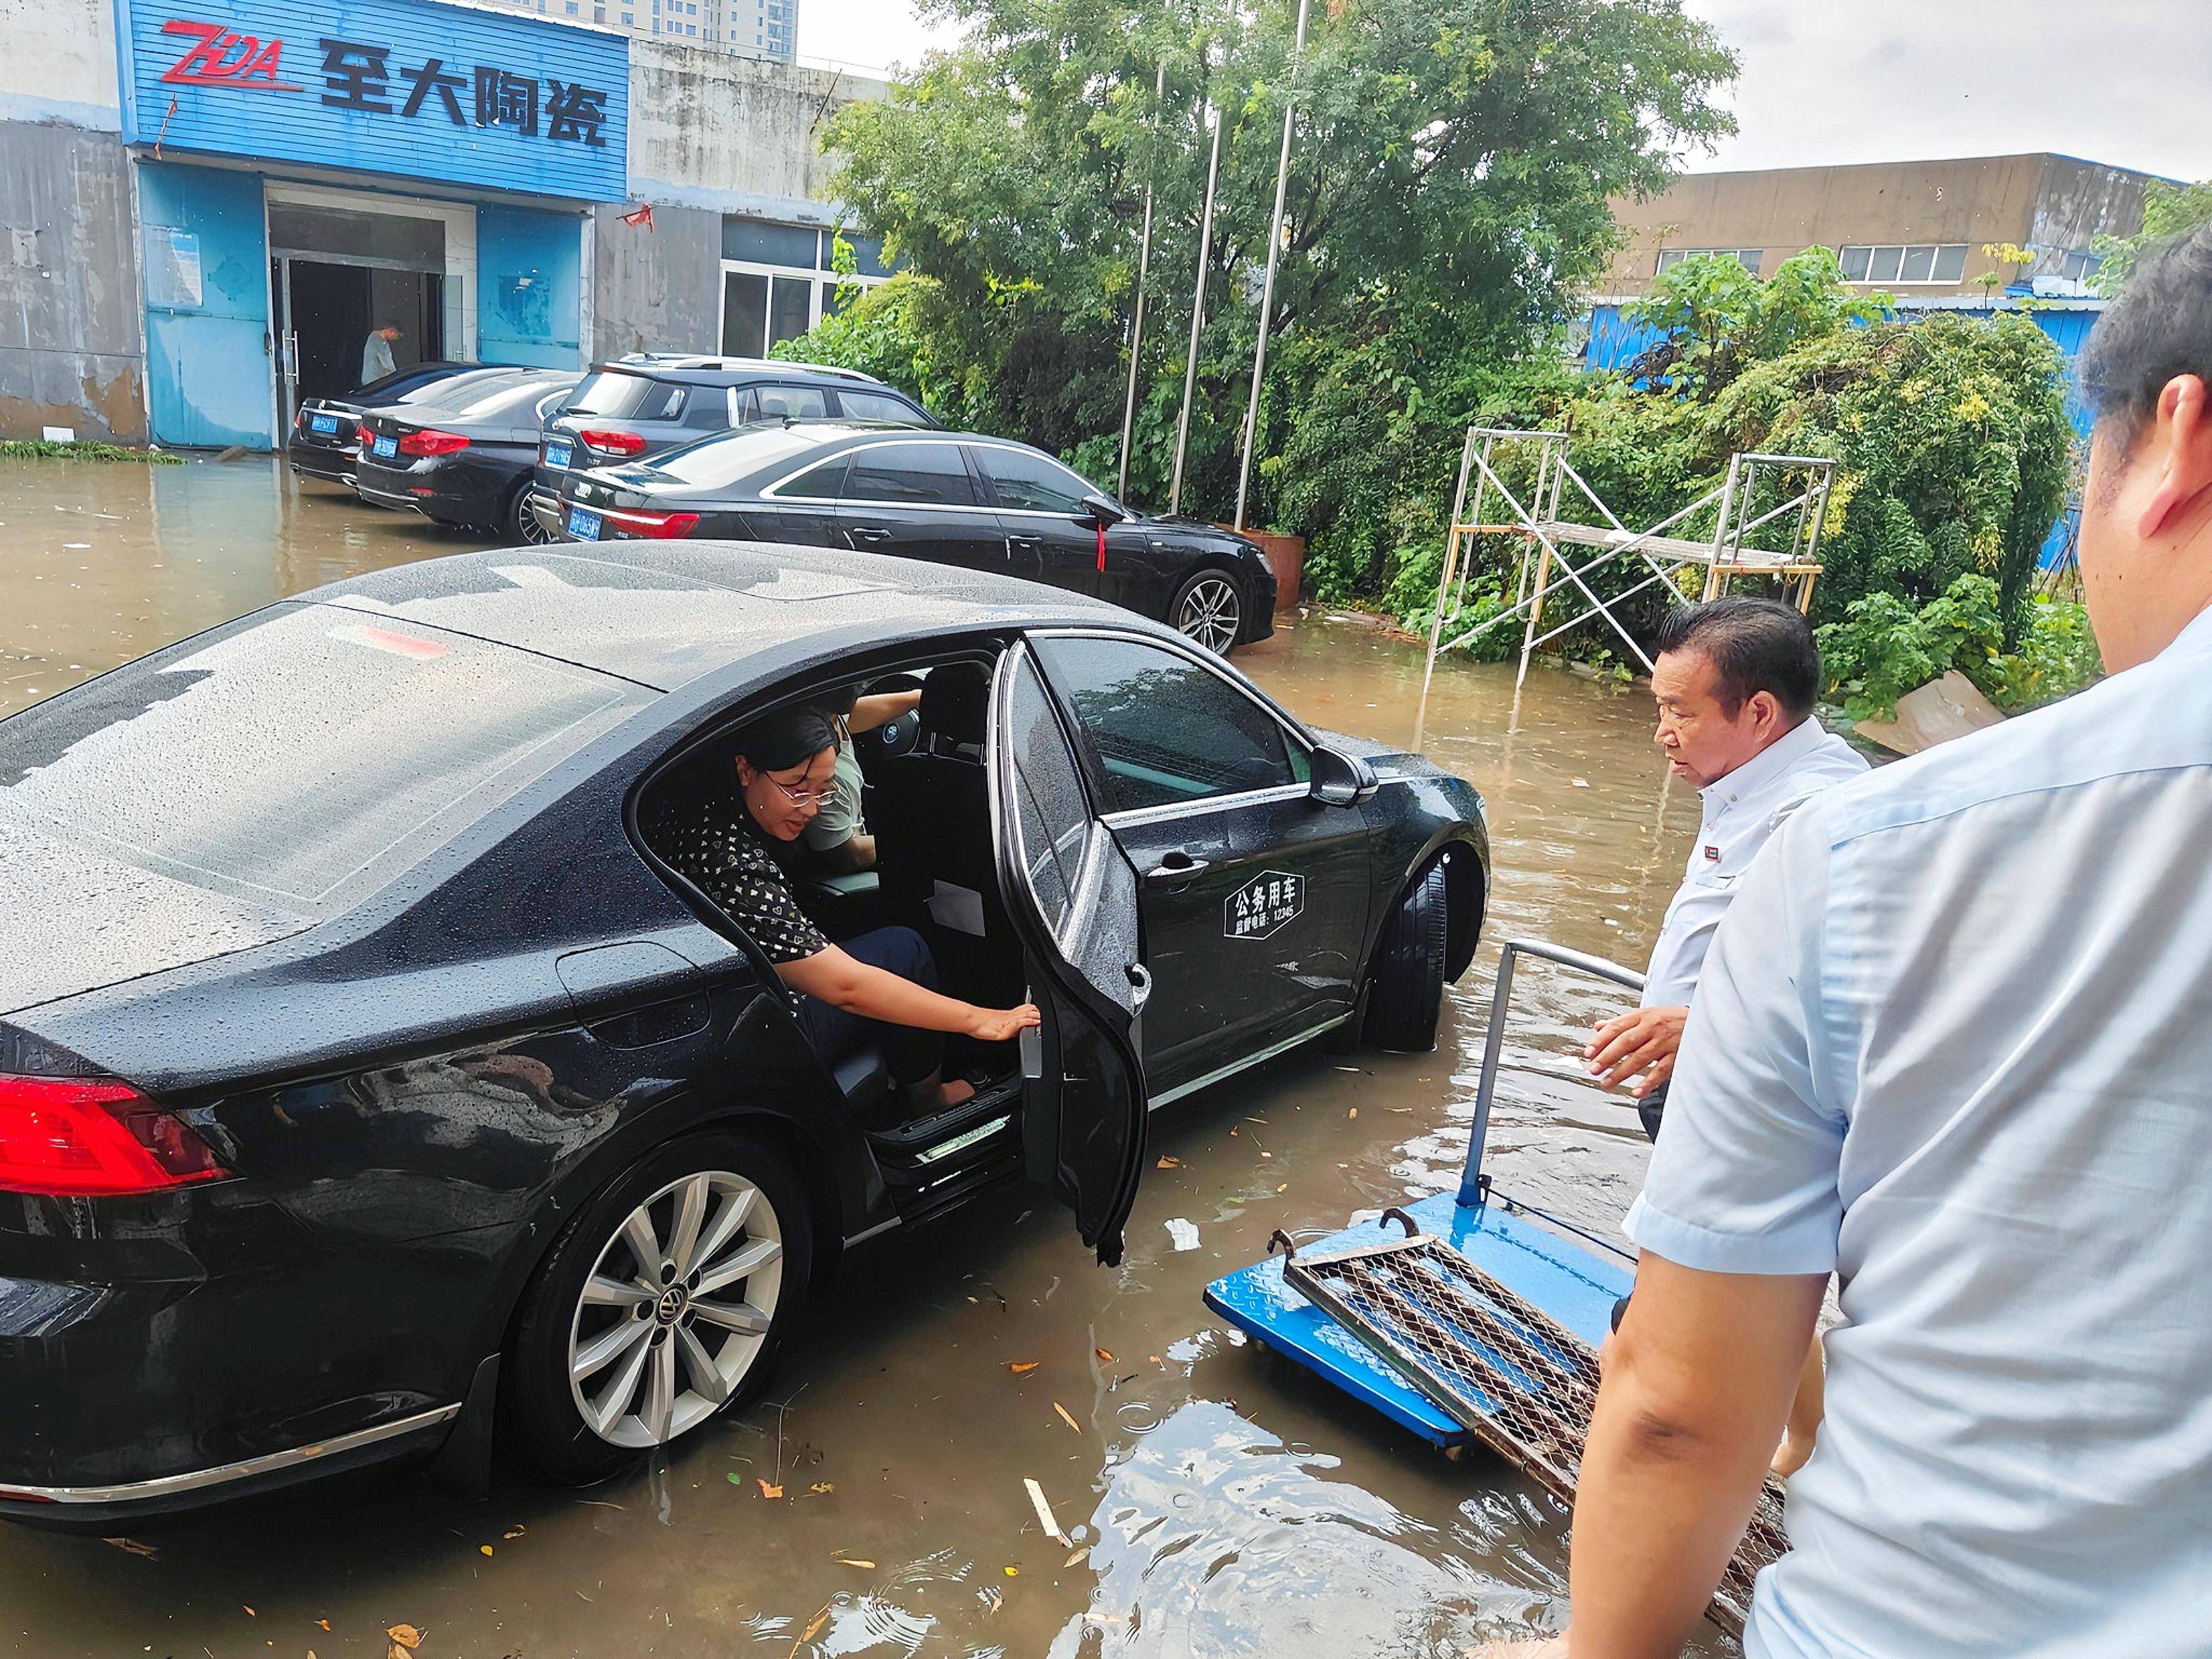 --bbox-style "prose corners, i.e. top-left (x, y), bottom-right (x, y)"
top-left (113, 0), bottom-right (629, 448)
